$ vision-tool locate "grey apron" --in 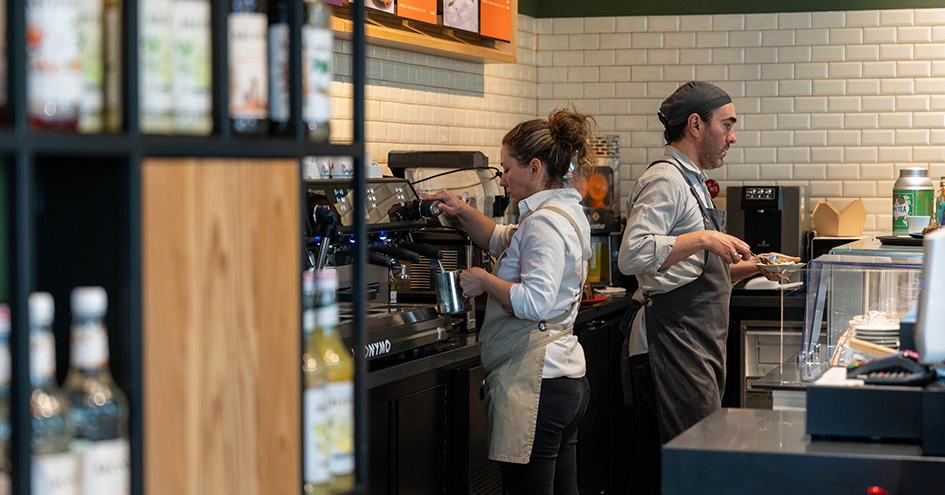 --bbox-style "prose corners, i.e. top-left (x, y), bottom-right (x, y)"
top-left (643, 159), bottom-right (731, 443)
top-left (479, 205), bottom-right (586, 464)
